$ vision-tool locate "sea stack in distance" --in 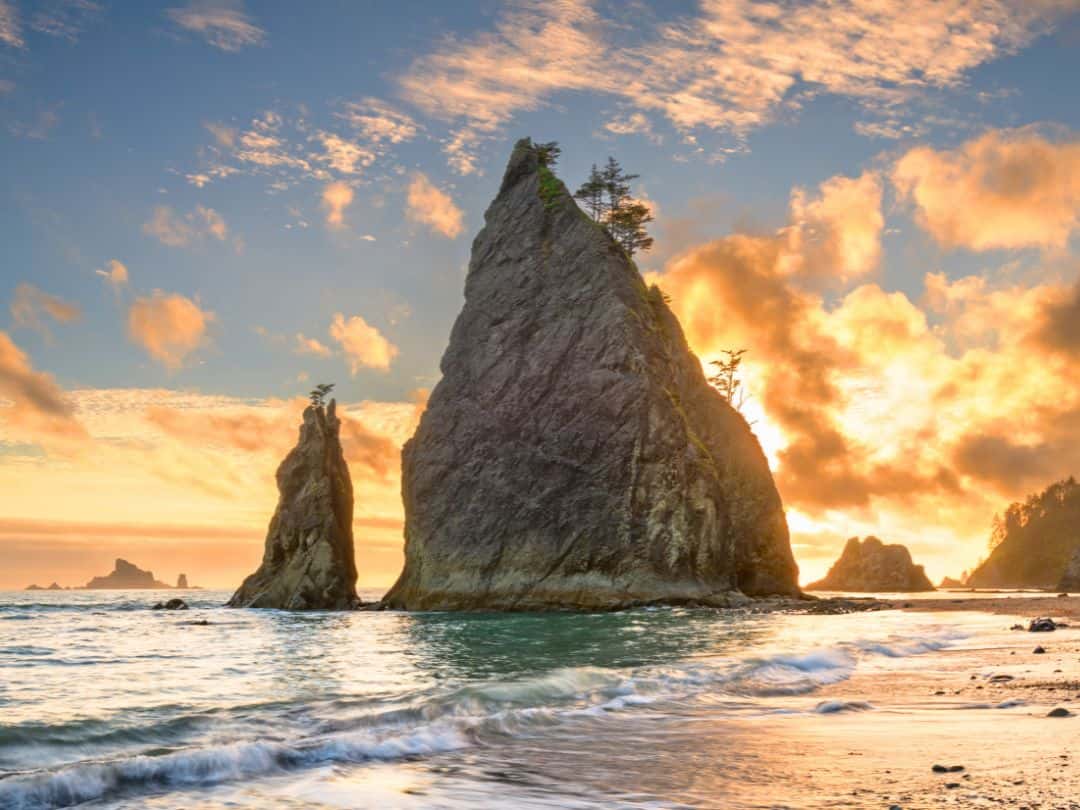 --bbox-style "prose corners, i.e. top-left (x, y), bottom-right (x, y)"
top-left (85, 559), bottom-right (172, 589)
top-left (807, 537), bottom-right (935, 592)
top-left (228, 399), bottom-right (359, 609)
top-left (383, 138), bottom-right (799, 611)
